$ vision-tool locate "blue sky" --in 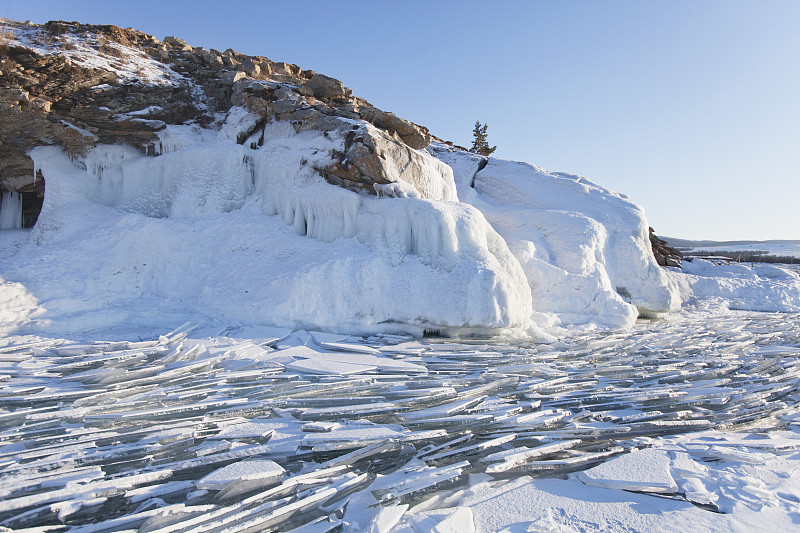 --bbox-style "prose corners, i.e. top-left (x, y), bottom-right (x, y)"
top-left (4, 0), bottom-right (798, 240)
